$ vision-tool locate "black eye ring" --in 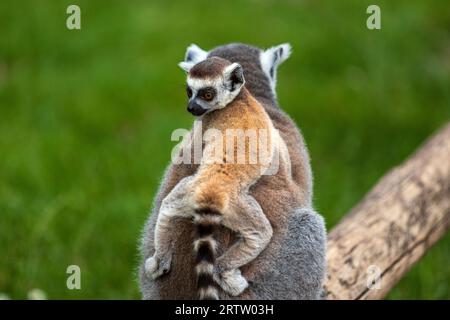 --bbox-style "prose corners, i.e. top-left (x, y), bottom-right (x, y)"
top-left (197, 87), bottom-right (216, 101)
top-left (186, 87), bottom-right (193, 98)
